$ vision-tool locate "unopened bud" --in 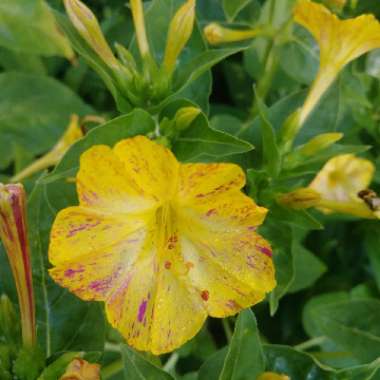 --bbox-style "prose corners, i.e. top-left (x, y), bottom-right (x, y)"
top-left (0, 184), bottom-right (36, 348)
top-left (64, 0), bottom-right (119, 68)
top-left (298, 133), bottom-right (343, 156)
top-left (174, 107), bottom-right (201, 131)
top-left (130, 0), bottom-right (151, 60)
top-left (278, 188), bottom-right (322, 209)
top-left (163, 0), bottom-right (196, 74)
top-left (284, 132), bottom-right (343, 169)
top-left (204, 23), bottom-right (262, 45)
top-left (60, 358), bottom-right (100, 380)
